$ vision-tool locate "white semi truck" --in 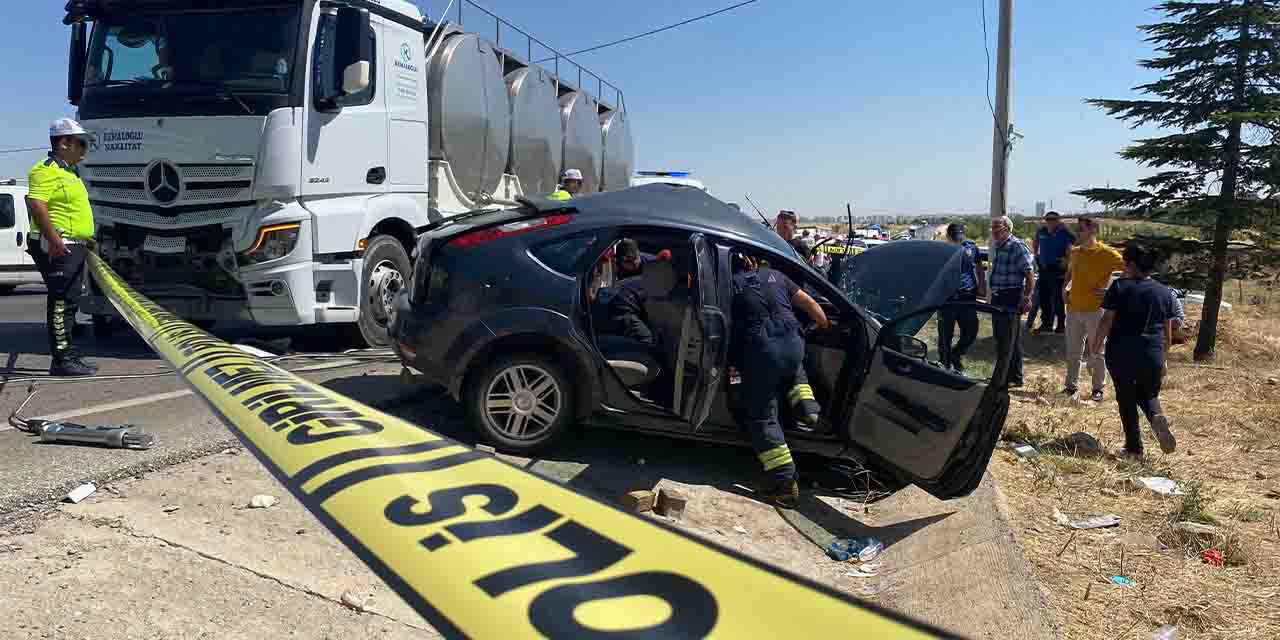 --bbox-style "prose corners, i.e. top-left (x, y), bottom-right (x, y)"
top-left (63, 0), bottom-right (634, 346)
